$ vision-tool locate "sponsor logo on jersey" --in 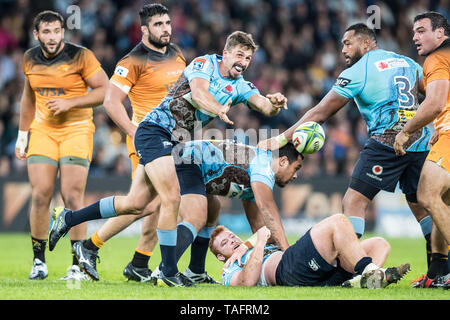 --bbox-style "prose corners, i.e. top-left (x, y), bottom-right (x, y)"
top-left (57, 64), bottom-right (70, 72)
top-left (222, 85), bottom-right (233, 95)
top-left (335, 77), bottom-right (352, 87)
top-left (372, 165), bottom-right (383, 175)
top-left (375, 58), bottom-right (409, 71)
top-left (114, 65), bottom-right (129, 77)
top-left (309, 258), bottom-right (319, 271)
